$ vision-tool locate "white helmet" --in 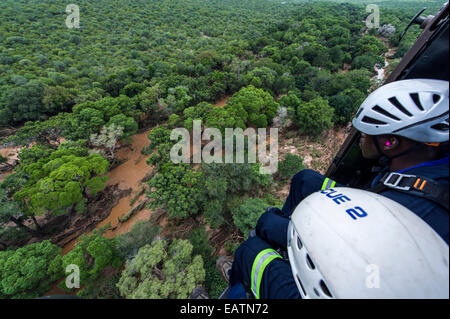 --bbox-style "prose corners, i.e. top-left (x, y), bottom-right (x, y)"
top-left (352, 79), bottom-right (449, 143)
top-left (287, 187), bottom-right (449, 299)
